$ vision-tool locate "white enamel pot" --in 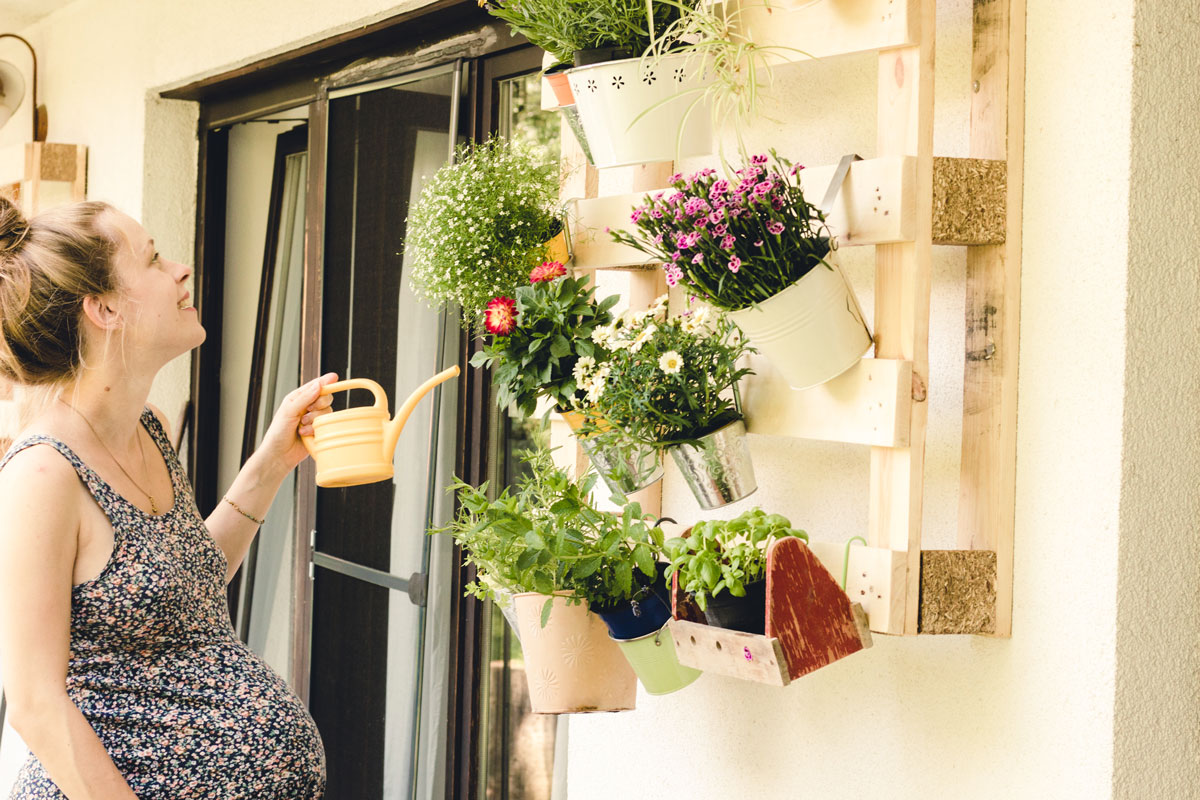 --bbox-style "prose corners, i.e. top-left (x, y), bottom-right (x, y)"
top-left (727, 251), bottom-right (872, 390)
top-left (565, 54), bottom-right (713, 168)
